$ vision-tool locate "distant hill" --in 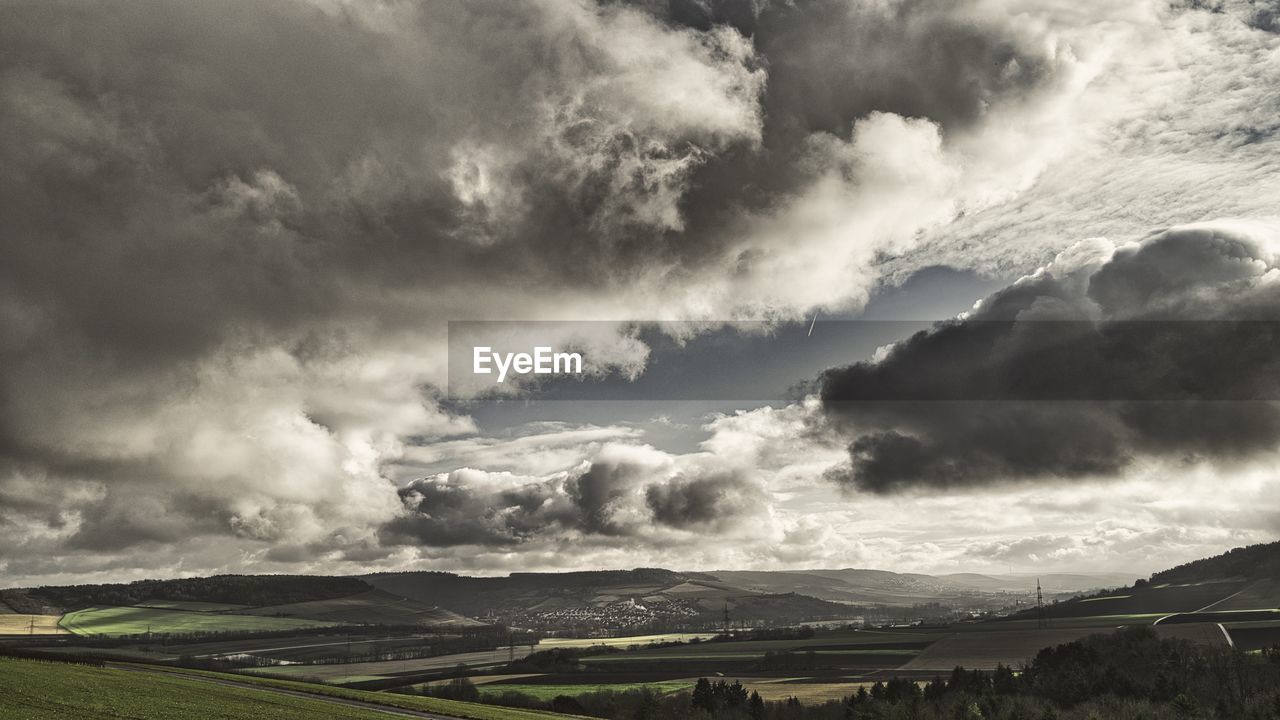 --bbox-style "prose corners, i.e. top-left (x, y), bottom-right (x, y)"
top-left (706, 569), bottom-right (1131, 604)
top-left (364, 568), bottom-right (858, 623)
top-left (935, 572), bottom-right (1138, 594)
